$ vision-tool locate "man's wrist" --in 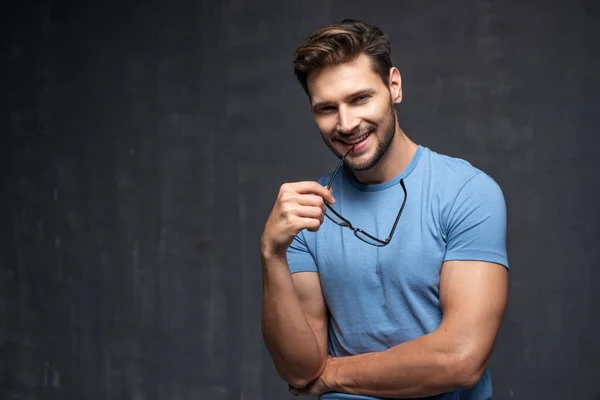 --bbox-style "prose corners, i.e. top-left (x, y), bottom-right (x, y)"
top-left (260, 244), bottom-right (288, 264)
top-left (323, 357), bottom-right (344, 393)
